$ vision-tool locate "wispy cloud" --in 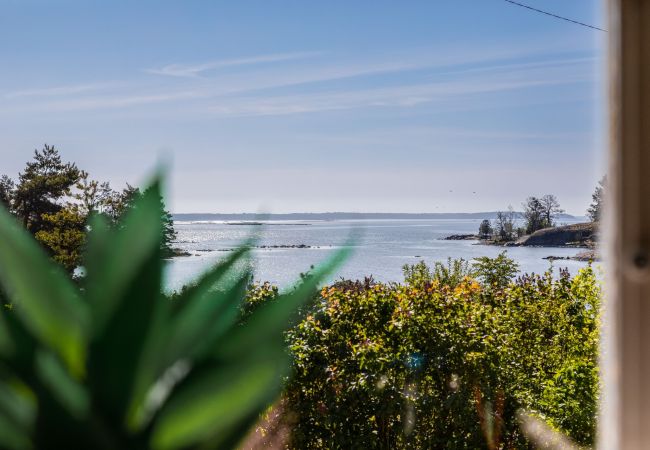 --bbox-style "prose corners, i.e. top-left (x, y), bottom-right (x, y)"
top-left (4, 82), bottom-right (118, 99)
top-left (202, 62), bottom-right (593, 118)
top-left (2, 47), bottom-right (595, 116)
top-left (144, 52), bottom-right (321, 78)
